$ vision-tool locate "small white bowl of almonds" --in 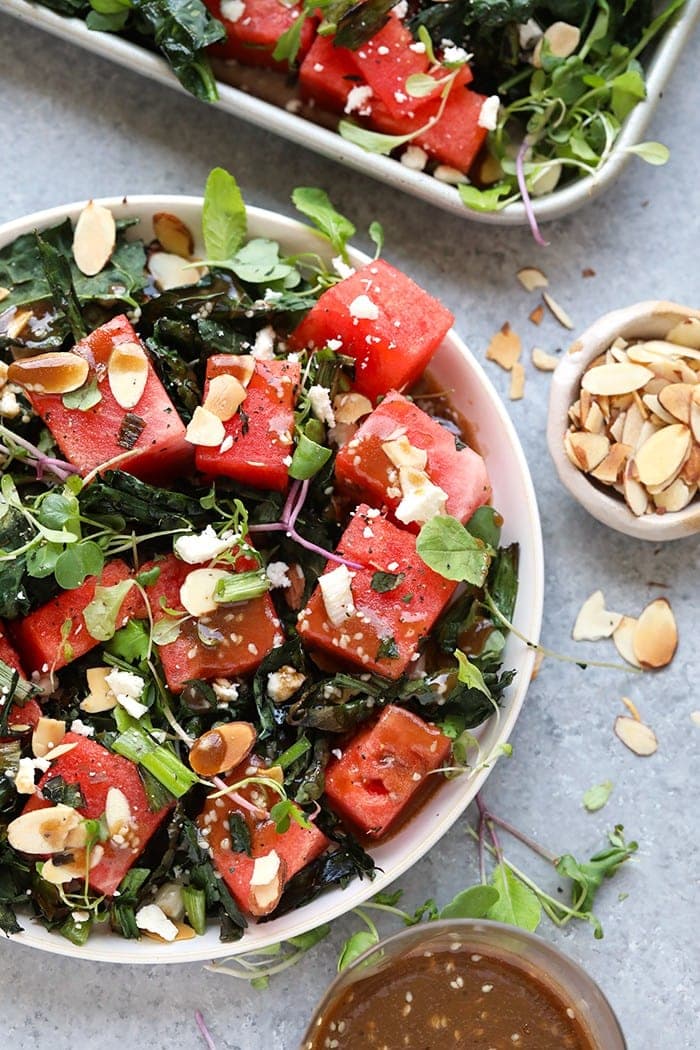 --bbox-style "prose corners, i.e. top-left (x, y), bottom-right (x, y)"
top-left (547, 300), bottom-right (700, 541)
